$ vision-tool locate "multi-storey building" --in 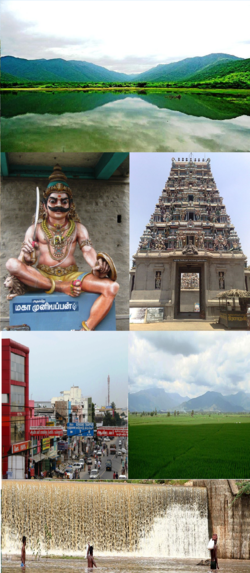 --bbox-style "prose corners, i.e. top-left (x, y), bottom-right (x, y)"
top-left (51, 386), bottom-right (92, 422)
top-left (2, 339), bottom-right (30, 478)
